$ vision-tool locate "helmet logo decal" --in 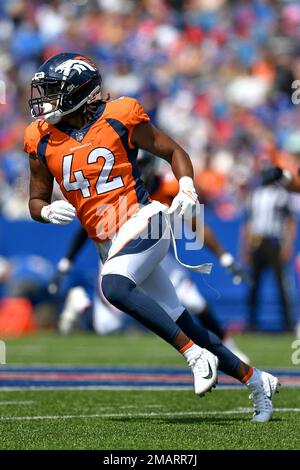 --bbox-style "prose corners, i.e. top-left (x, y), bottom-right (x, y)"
top-left (55, 59), bottom-right (96, 77)
top-left (32, 71), bottom-right (45, 81)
